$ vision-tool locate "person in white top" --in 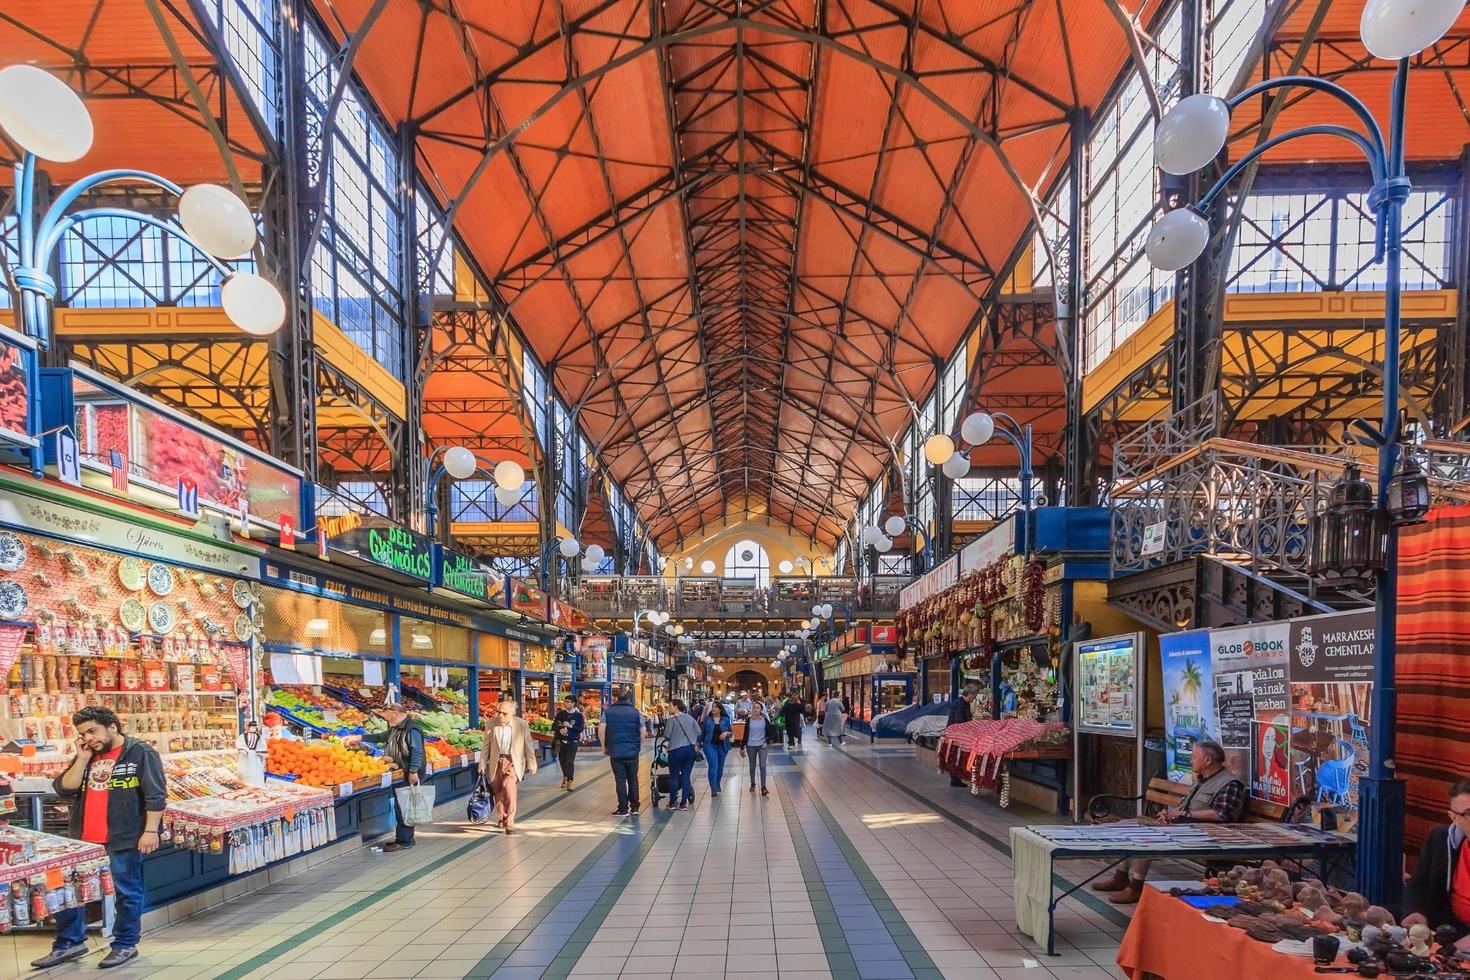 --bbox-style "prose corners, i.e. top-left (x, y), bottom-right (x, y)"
top-left (480, 700), bottom-right (537, 834)
top-left (735, 692), bottom-right (754, 718)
